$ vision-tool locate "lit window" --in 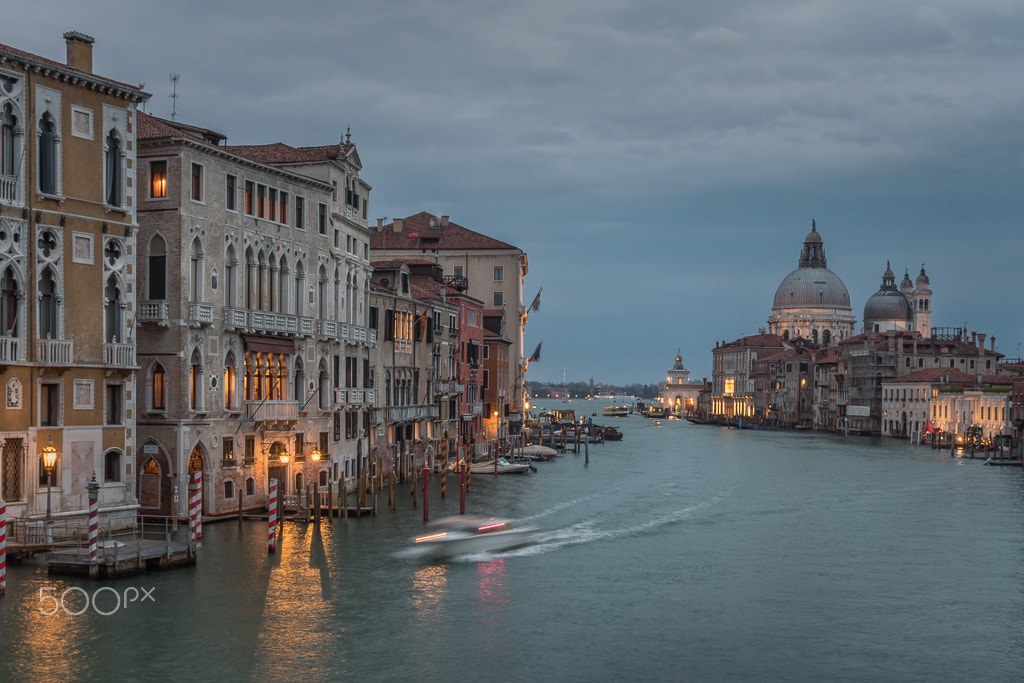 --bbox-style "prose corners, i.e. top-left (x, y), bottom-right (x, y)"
top-left (150, 160), bottom-right (167, 198)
